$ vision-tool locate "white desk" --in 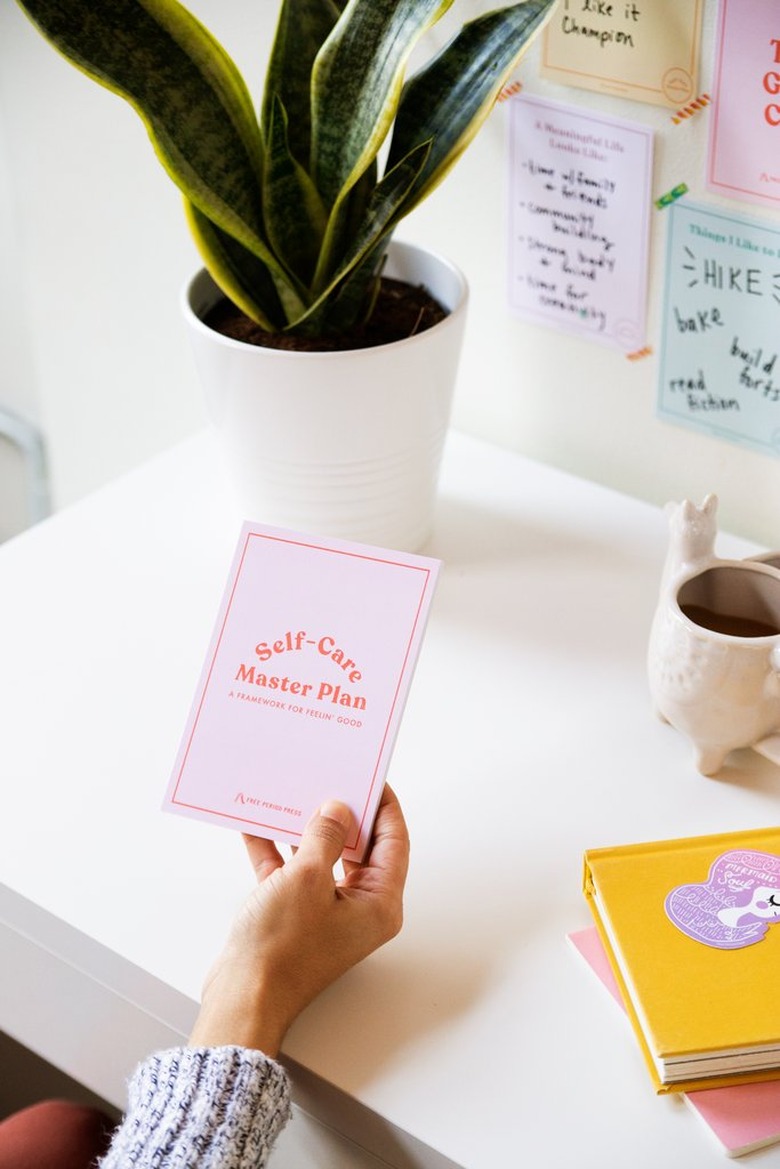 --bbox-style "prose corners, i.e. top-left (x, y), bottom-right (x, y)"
top-left (2, 430), bottom-right (779, 1168)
